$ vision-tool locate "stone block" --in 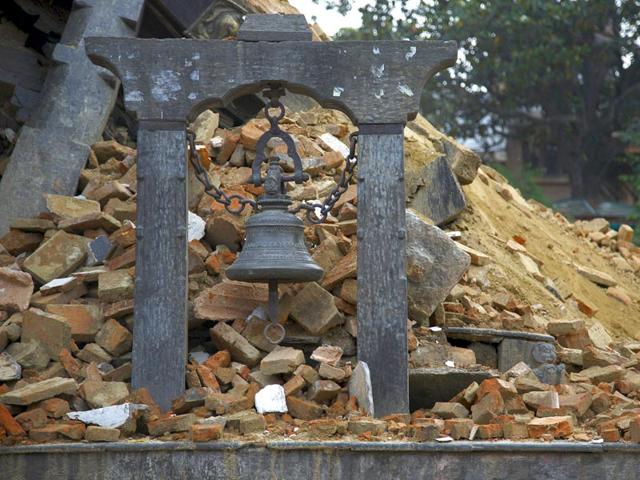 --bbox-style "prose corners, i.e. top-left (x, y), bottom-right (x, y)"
top-left (407, 156), bottom-right (466, 226)
top-left (406, 209), bottom-right (470, 323)
top-left (45, 304), bottom-right (104, 342)
top-left (46, 194), bottom-right (100, 219)
top-left (0, 377), bottom-right (78, 405)
top-left (81, 381), bottom-right (129, 409)
top-left (98, 270), bottom-right (134, 302)
top-left (289, 282), bottom-right (343, 335)
top-left (23, 231), bottom-right (87, 284)
top-left (22, 308), bottom-right (72, 360)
